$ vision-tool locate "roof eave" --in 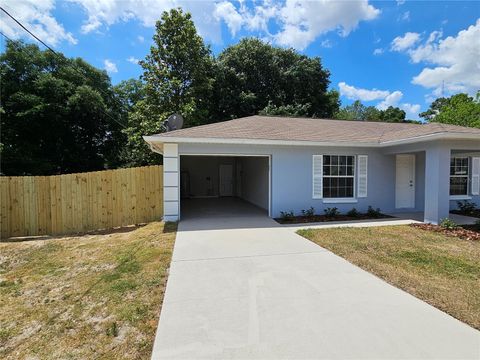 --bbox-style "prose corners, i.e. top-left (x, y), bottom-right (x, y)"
top-left (143, 132), bottom-right (480, 150)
